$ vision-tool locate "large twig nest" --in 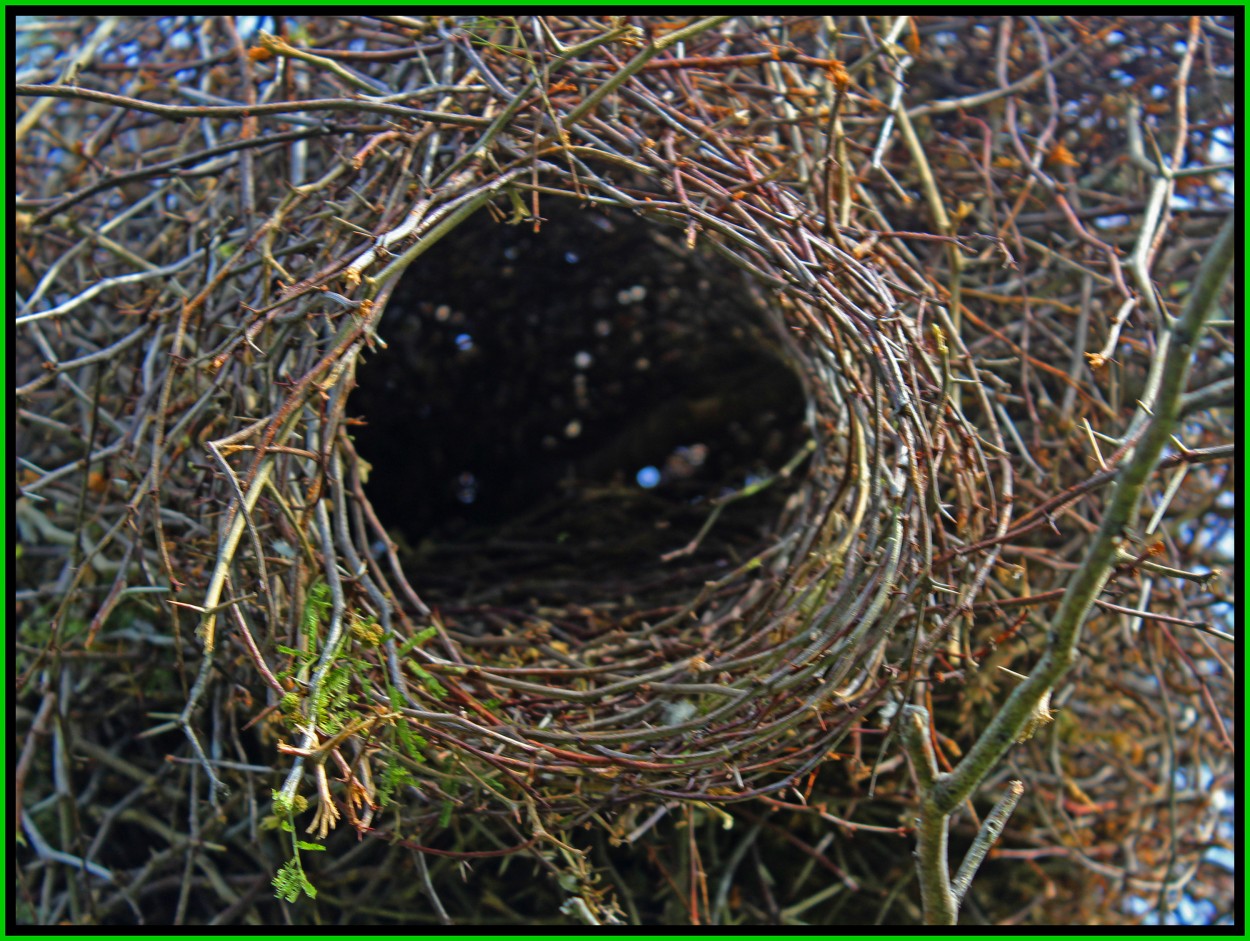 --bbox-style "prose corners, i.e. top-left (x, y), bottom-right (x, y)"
top-left (16, 14), bottom-right (1233, 924)
top-left (19, 13), bottom-right (996, 820)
